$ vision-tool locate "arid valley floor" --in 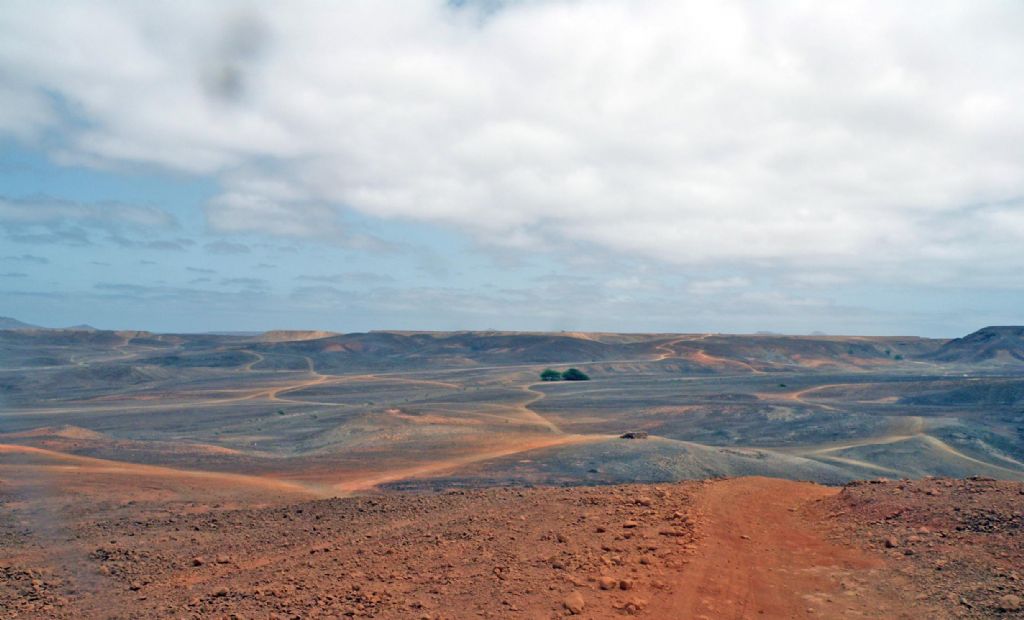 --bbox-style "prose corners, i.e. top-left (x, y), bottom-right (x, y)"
top-left (2, 325), bottom-right (1023, 618)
